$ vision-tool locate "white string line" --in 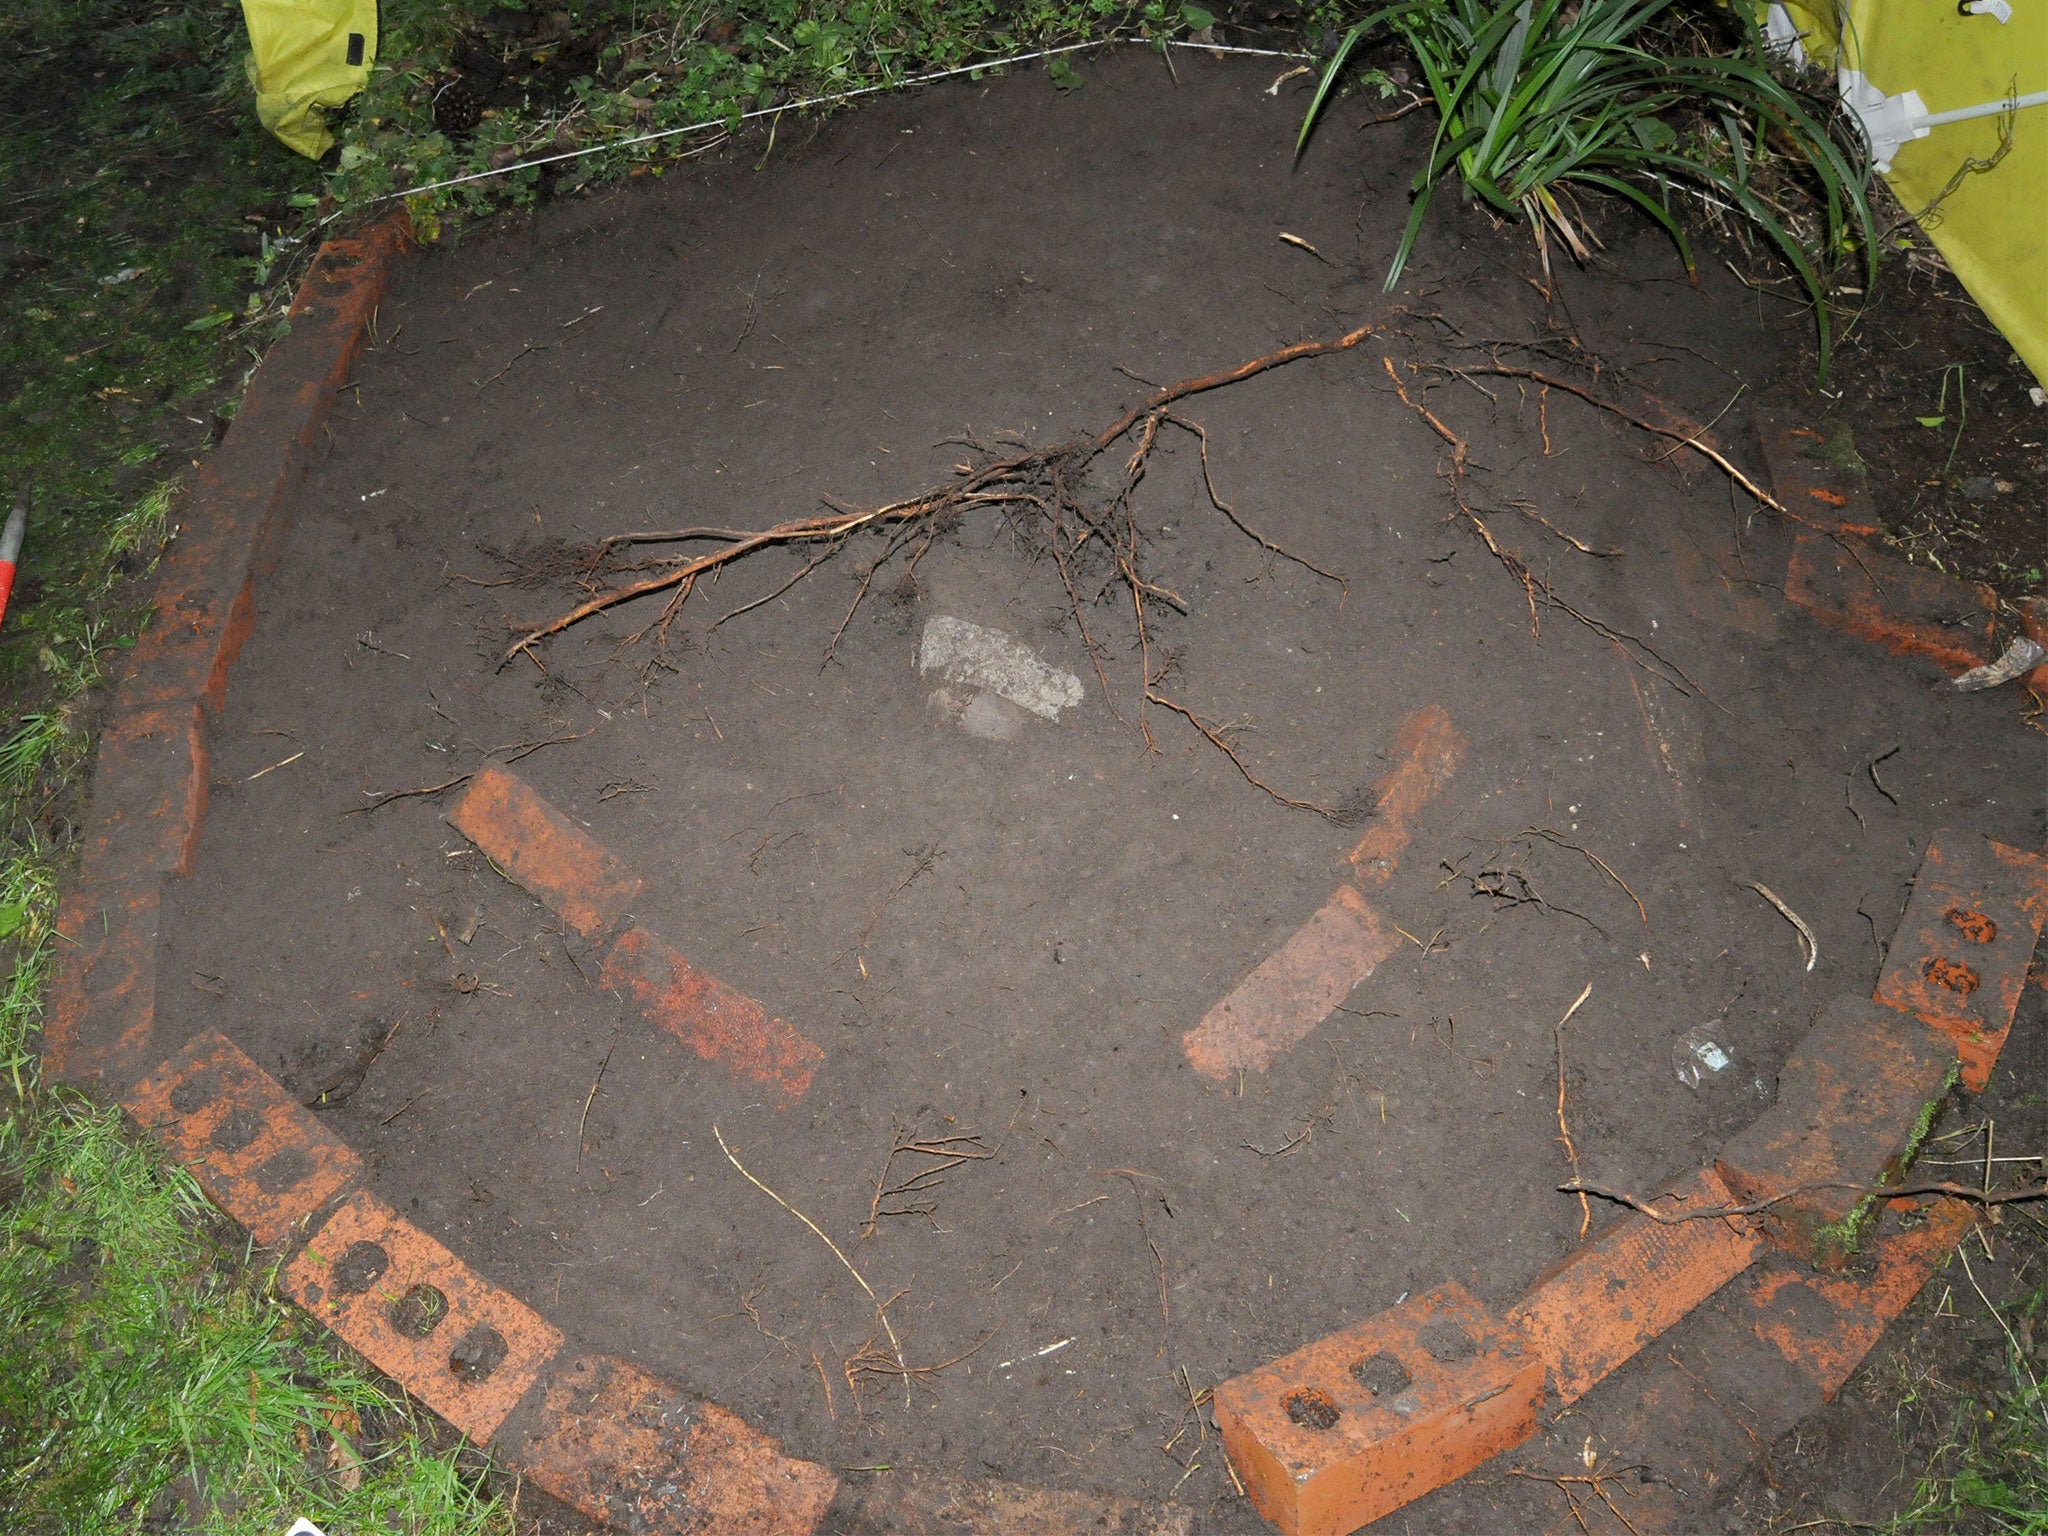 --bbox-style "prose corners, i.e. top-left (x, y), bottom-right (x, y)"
top-left (369, 37), bottom-right (1315, 205)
